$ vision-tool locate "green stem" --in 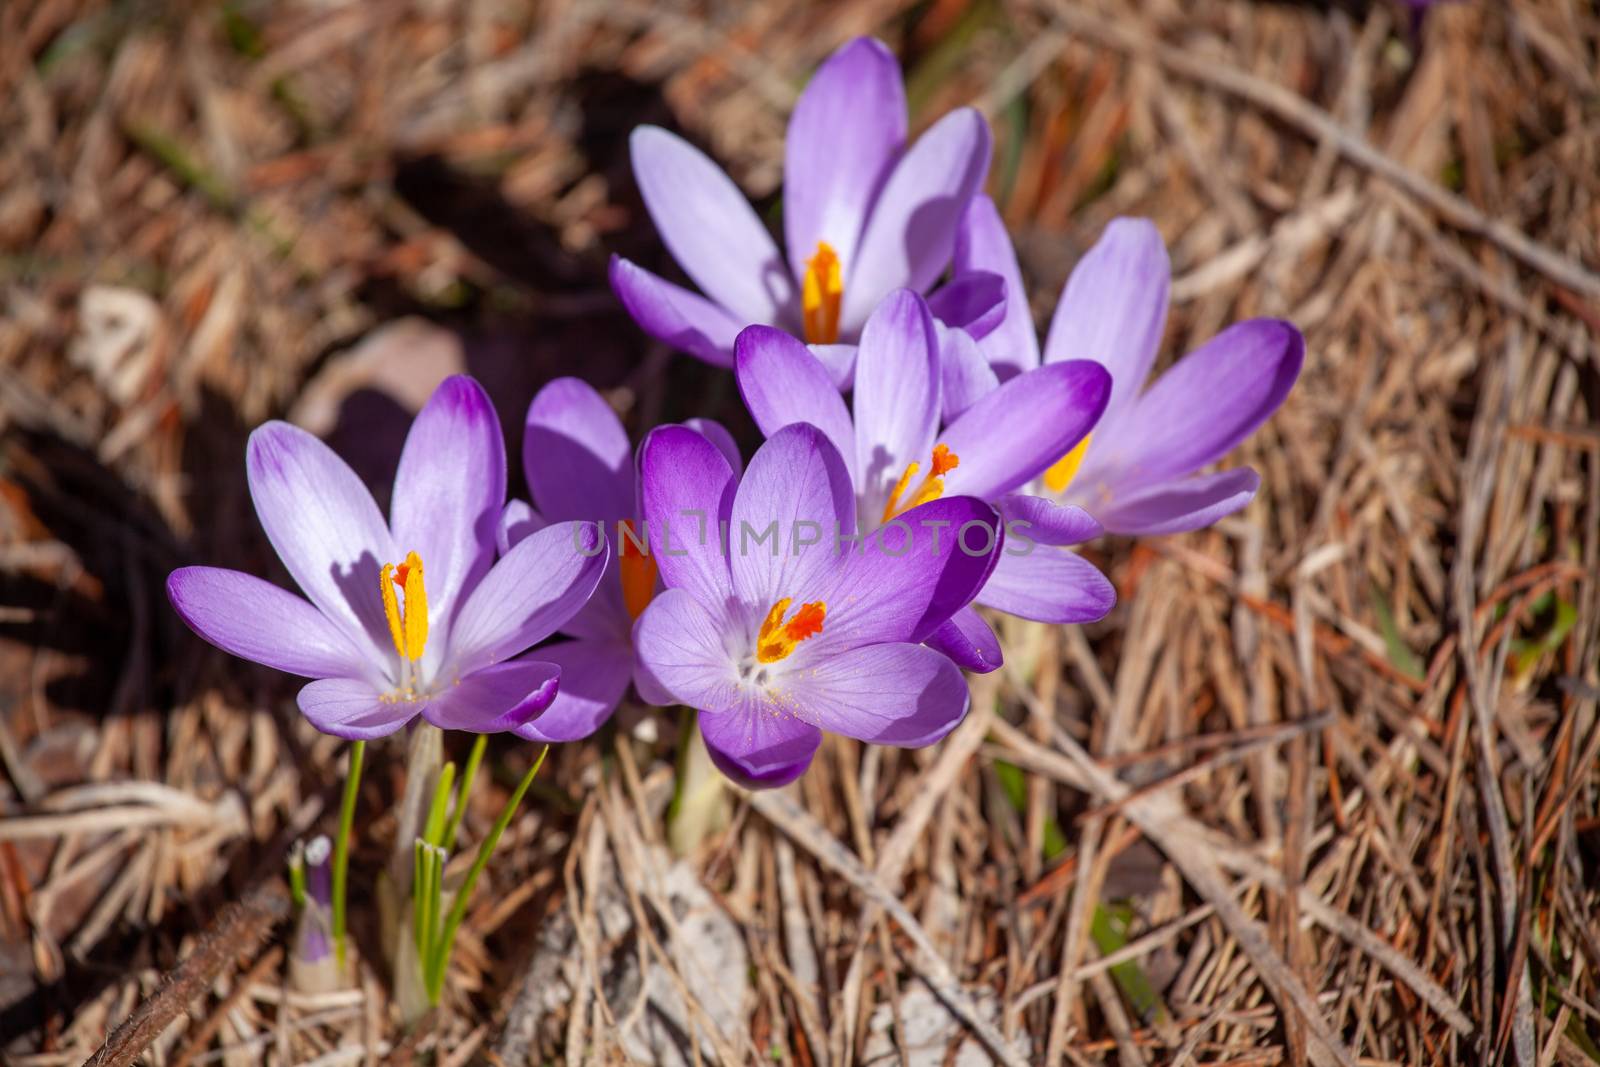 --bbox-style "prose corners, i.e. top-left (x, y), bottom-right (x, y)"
top-left (444, 734), bottom-right (487, 853)
top-left (332, 739), bottom-right (366, 969)
top-left (667, 709), bottom-right (728, 856)
top-left (425, 745), bottom-right (549, 1002)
